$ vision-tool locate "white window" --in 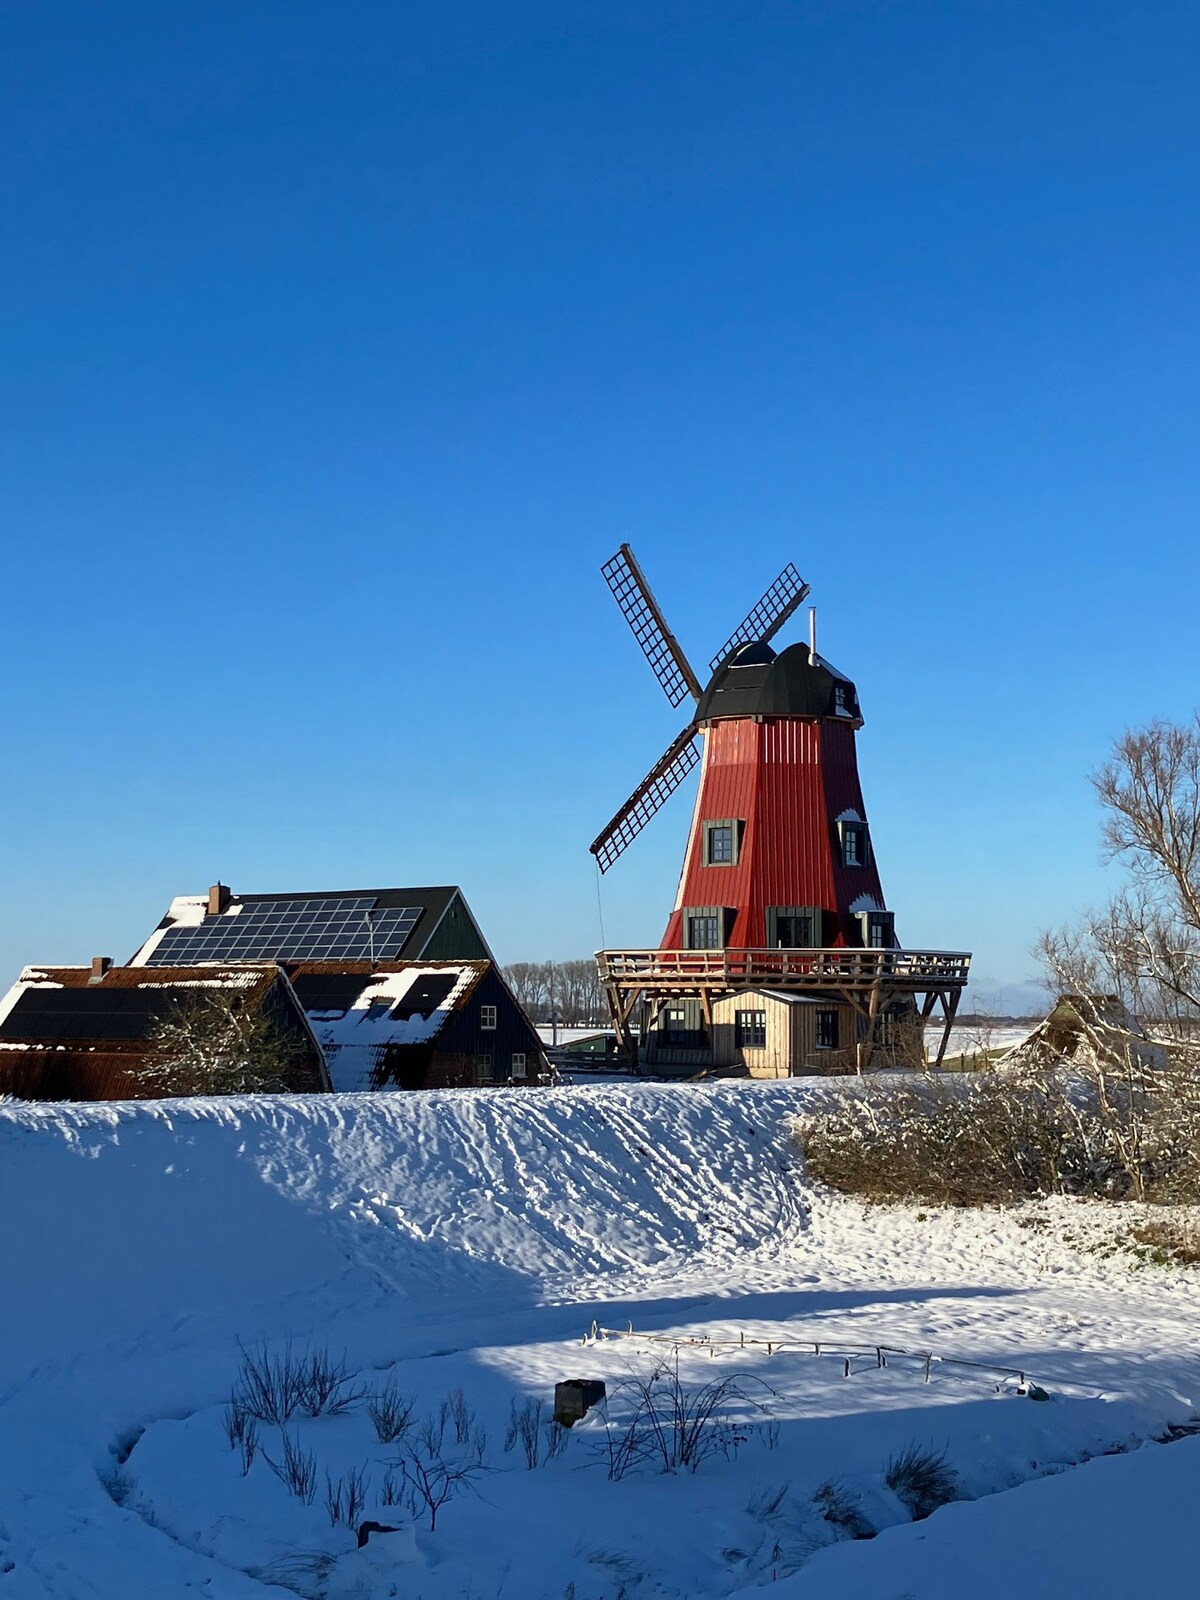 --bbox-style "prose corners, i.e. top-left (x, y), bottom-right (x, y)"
top-left (481, 1004), bottom-right (497, 1030)
top-left (511, 1052), bottom-right (527, 1079)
